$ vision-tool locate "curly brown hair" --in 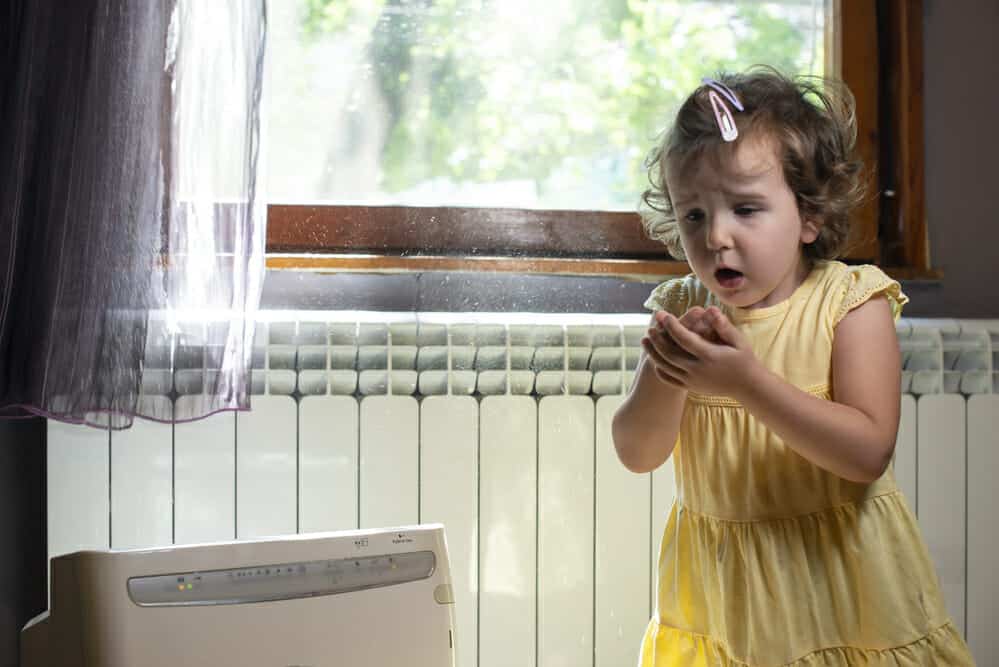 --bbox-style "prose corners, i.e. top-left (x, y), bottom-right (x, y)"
top-left (640, 66), bottom-right (867, 262)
